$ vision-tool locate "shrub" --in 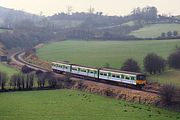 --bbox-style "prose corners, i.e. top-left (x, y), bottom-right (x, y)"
top-left (168, 50), bottom-right (180, 69)
top-left (144, 53), bottom-right (166, 74)
top-left (160, 84), bottom-right (175, 105)
top-left (21, 65), bottom-right (34, 74)
top-left (121, 58), bottom-right (140, 72)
